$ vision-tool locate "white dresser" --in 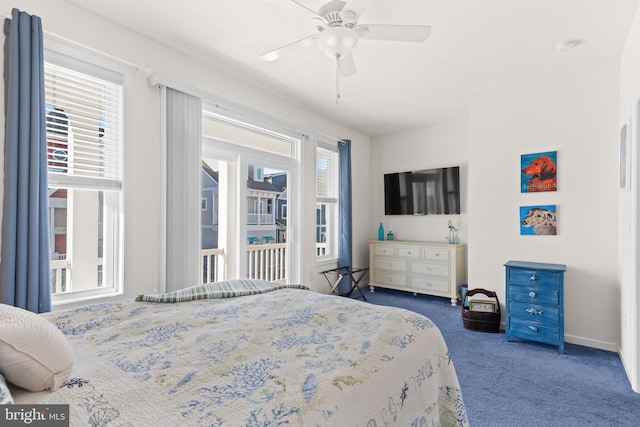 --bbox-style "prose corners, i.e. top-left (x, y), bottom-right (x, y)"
top-left (369, 240), bottom-right (466, 306)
